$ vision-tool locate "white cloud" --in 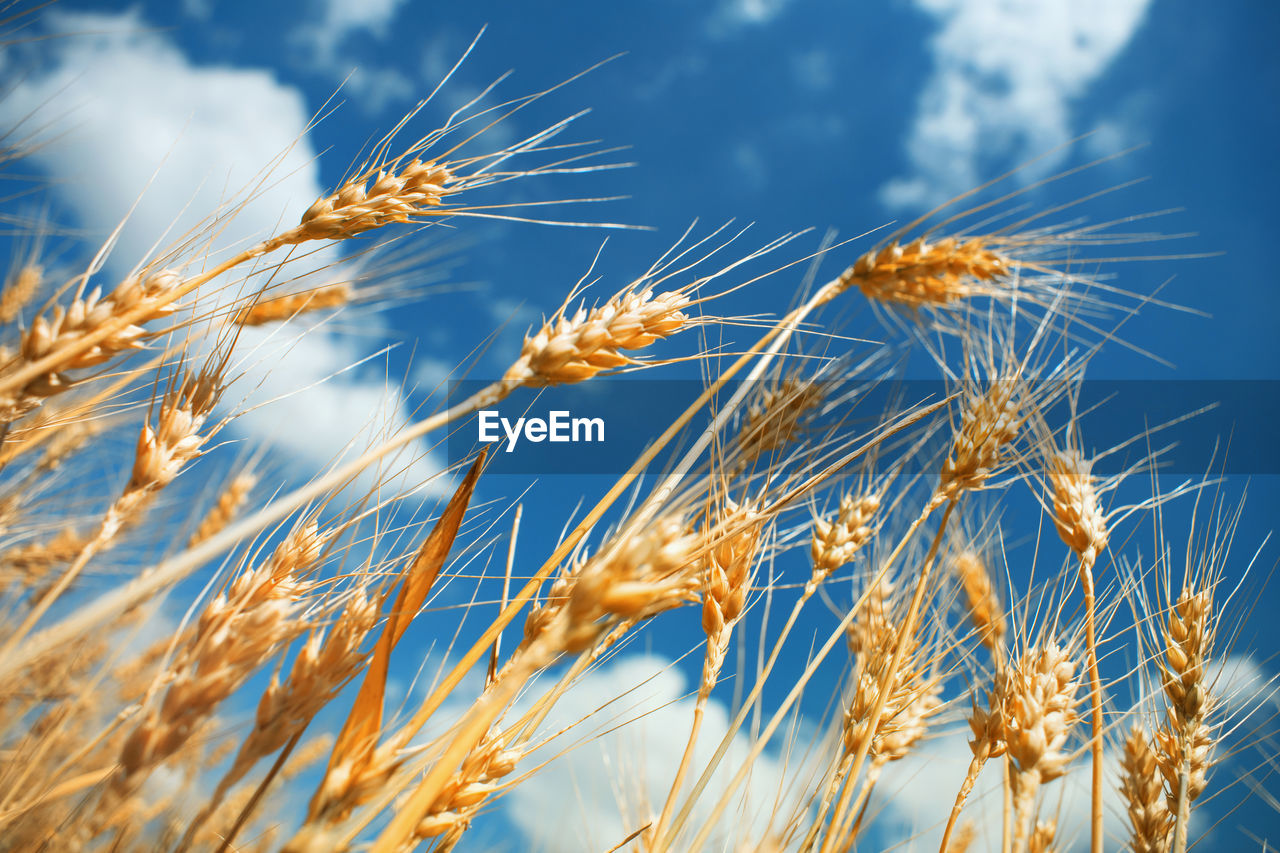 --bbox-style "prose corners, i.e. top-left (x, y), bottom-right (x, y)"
top-left (500, 653), bottom-right (818, 851)
top-left (335, 65), bottom-right (415, 115)
top-left (634, 54), bottom-right (709, 102)
top-left (1209, 654), bottom-right (1278, 717)
top-left (876, 728), bottom-right (1136, 851)
top-left (791, 48), bottom-right (834, 92)
top-left (731, 140), bottom-right (770, 193)
top-left (709, 0), bottom-right (797, 36)
top-left (0, 10), bottom-right (443, 492)
top-left (291, 0), bottom-right (415, 115)
top-left (181, 0), bottom-right (212, 21)
top-left (881, 0), bottom-right (1154, 211)
top-left (294, 0), bottom-right (409, 62)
